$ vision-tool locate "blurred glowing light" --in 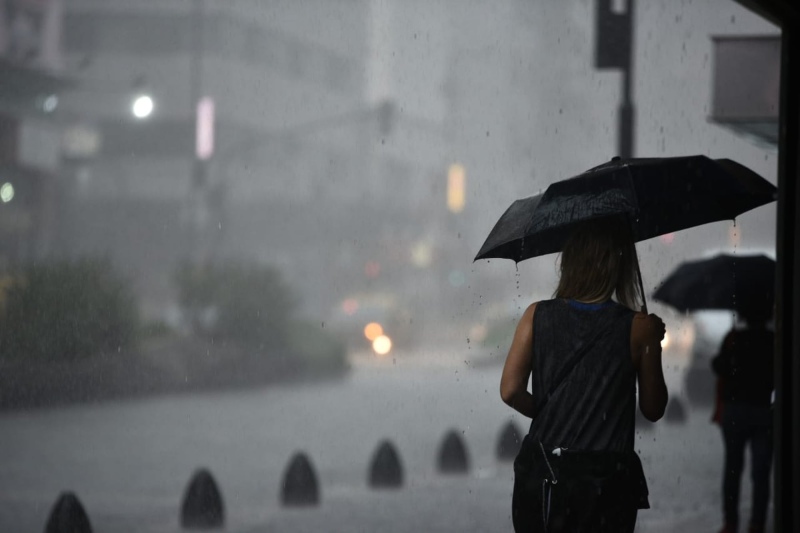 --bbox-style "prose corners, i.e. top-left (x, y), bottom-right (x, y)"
top-left (364, 322), bottom-right (383, 341)
top-left (447, 163), bottom-right (465, 213)
top-left (469, 324), bottom-right (488, 343)
top-left (365, 261), bottom-right (381, 278)
top-left (372, 335), bottom-right (392, 356)
top-left (42, 94), bottom-right (58, 113)
top-left (659, 233), bottom-right (675, 244)
top-left (410, 241), bottom-right (433, 268)
top-left (0, 182), bottom-right (14, 203)
top-left (132, 94), bottom-right (154, 119)
top-left (196, 97), bottom-right (215, 160)
top-left (341, 298), bottom-right (359, 315)
top-left (661, 332), bottom-right (670, 349)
